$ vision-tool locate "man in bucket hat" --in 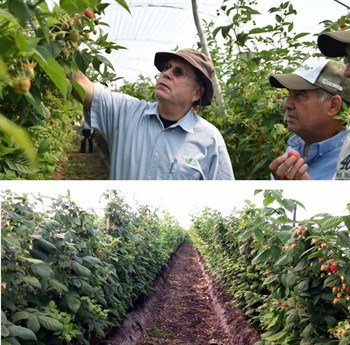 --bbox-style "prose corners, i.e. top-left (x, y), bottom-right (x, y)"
top-left (72, 48), bottom-right (234, 180)
top-left (268, 57), bottom-right (350, 180)
top-left (318, 30), bottom-right (350, 180)
top-left (317, 30), bottom-right (350, 60)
